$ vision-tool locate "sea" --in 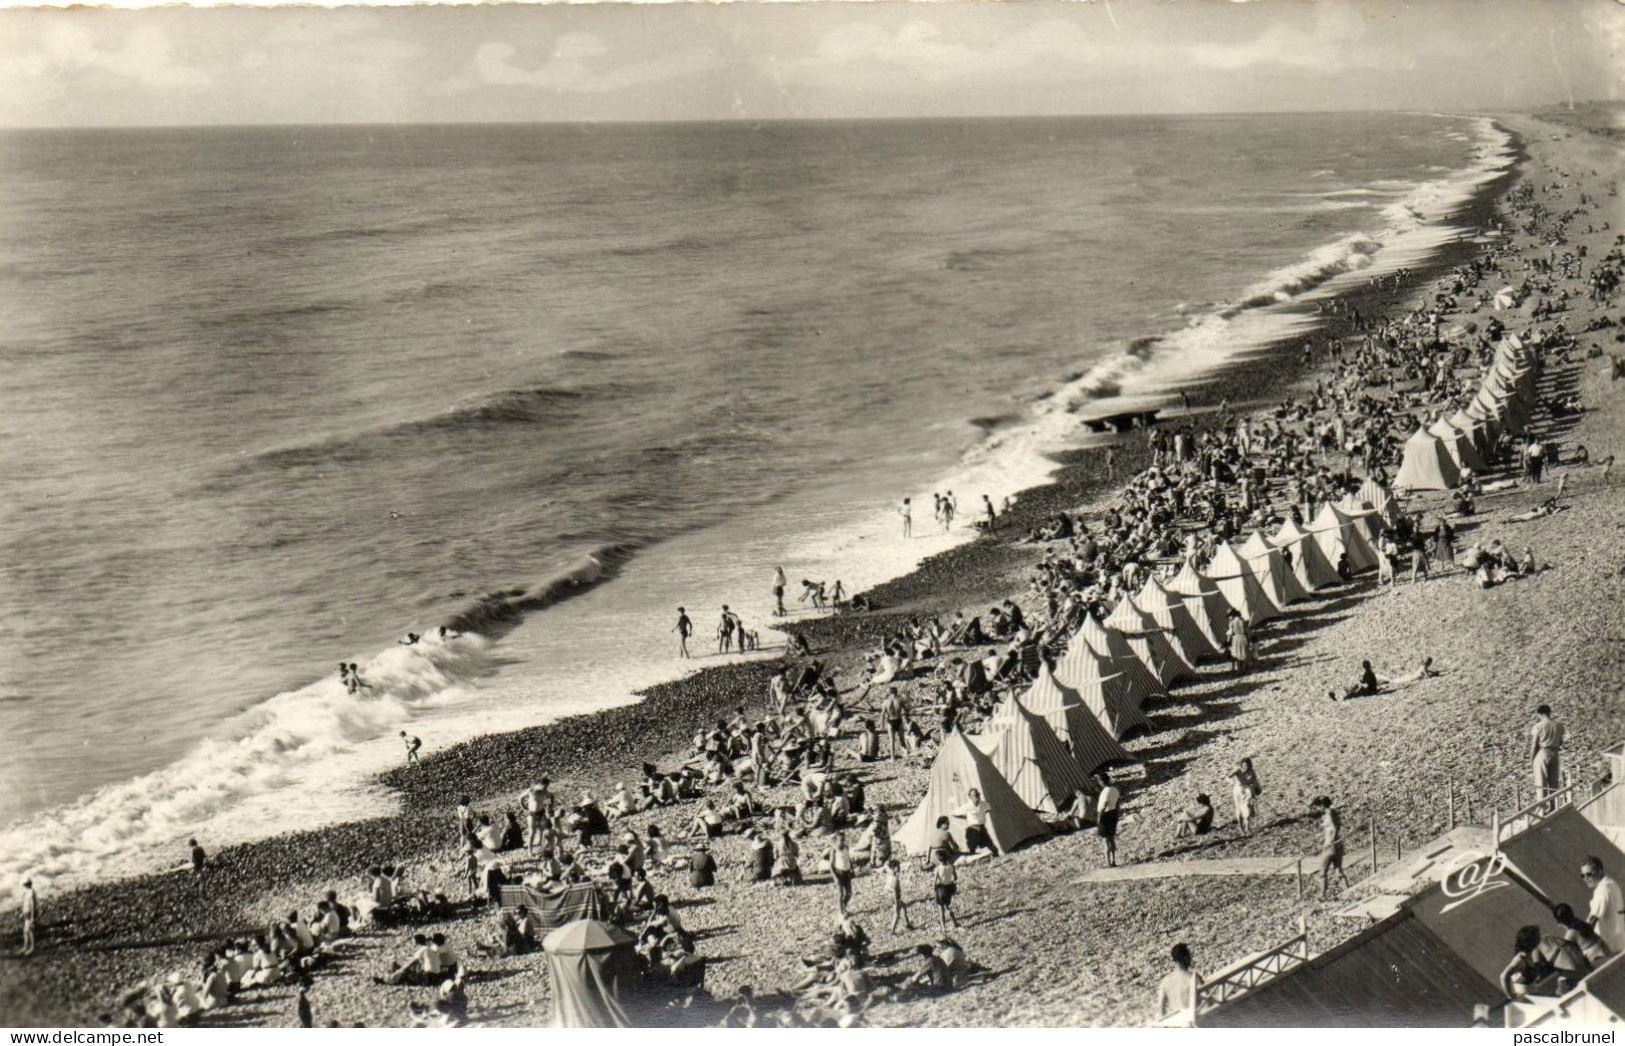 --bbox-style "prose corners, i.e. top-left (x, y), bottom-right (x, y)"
top-left (0, 112), bottom-right (1514, 896)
